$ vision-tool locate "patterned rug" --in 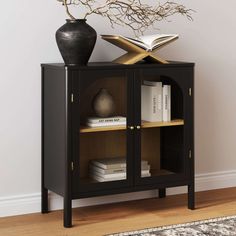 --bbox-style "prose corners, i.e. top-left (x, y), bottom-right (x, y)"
top-left (106, 215), bottom-right (236, 236)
